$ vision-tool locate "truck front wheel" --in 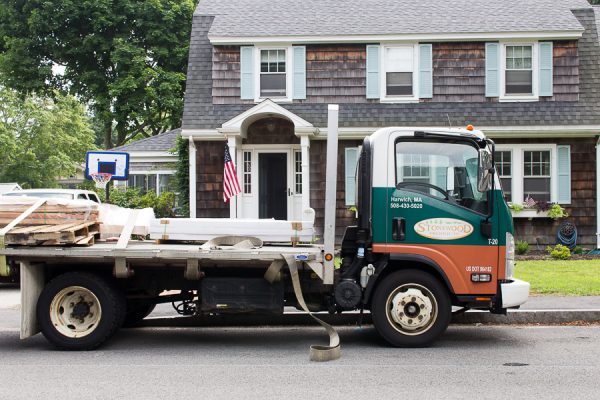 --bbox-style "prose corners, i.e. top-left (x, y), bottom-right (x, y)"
top-left (37, 272), bottom-right (126, 350)
top-left (371, 270), bottom-right (451, 347)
